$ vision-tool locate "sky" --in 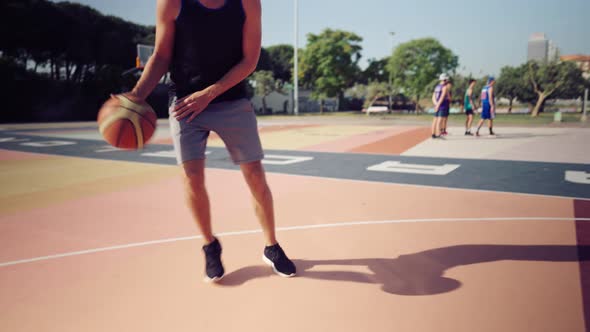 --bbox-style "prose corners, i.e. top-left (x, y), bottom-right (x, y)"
top-left (59, 0), bottom-right (590, 76)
